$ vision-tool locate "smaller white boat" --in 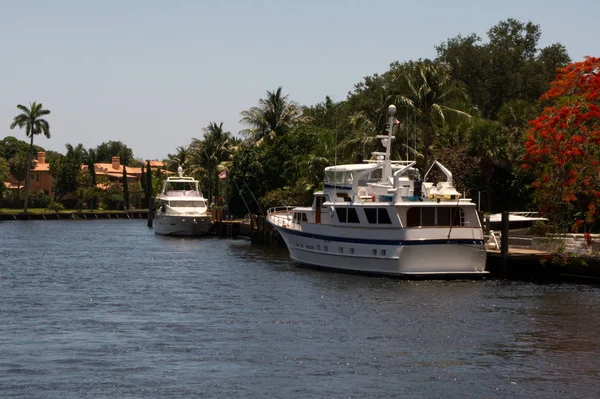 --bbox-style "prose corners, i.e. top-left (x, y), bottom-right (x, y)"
top-left (153, 167), bottom-right (212, 236)
top-left (488, 212), bottom-right (548, 235)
